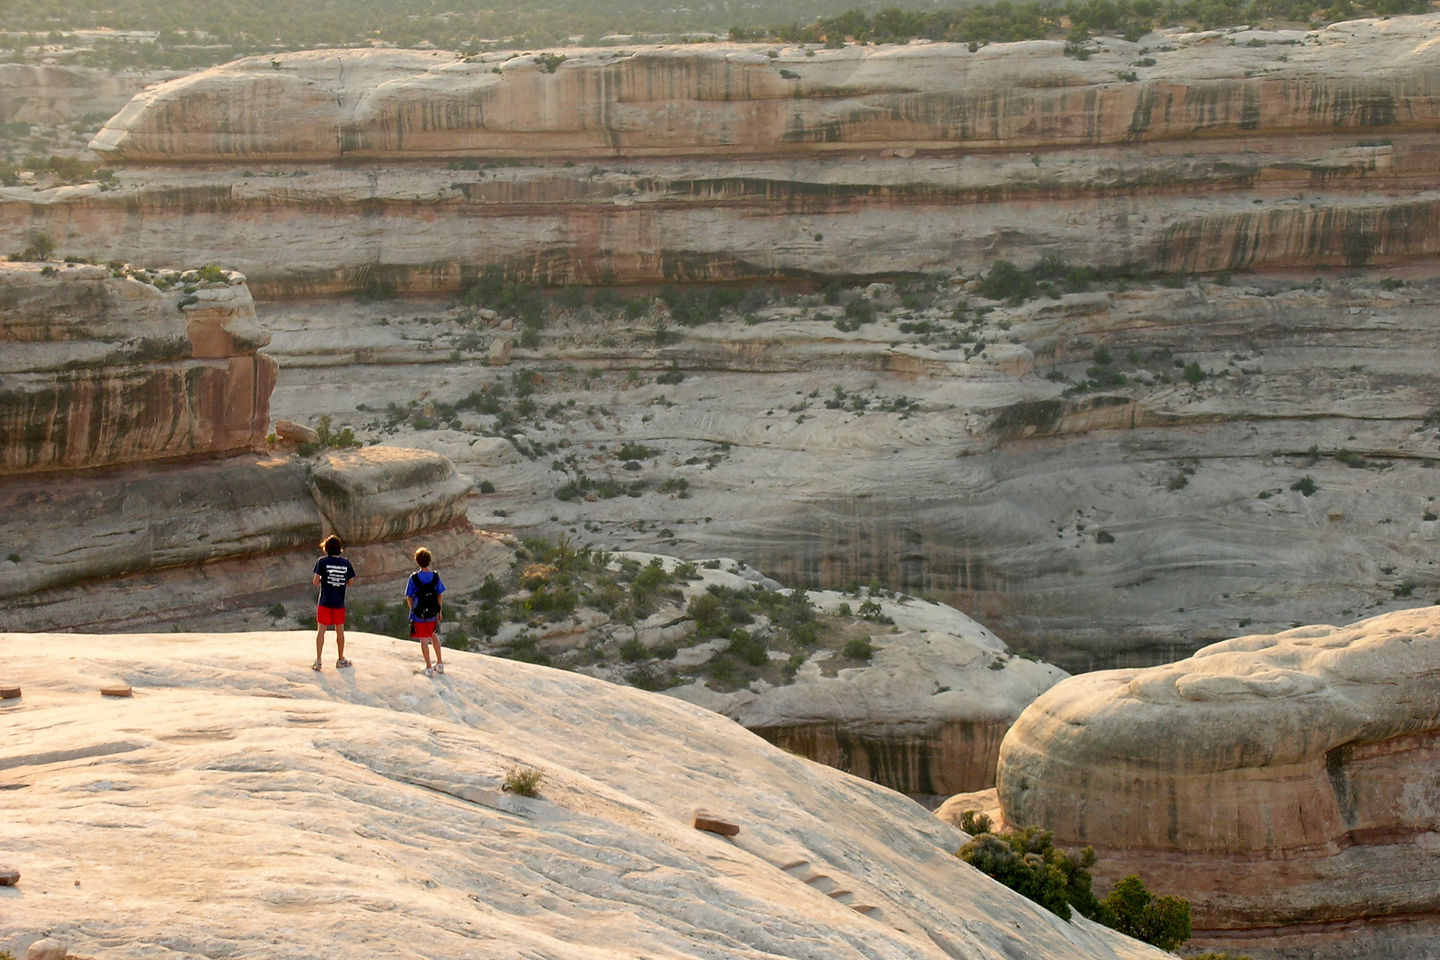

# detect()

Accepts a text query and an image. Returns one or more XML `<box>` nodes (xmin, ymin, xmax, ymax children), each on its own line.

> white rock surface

<box><xmin>0</xmin><ymin>631</ymin><xmax>1167</xmax><ymax>960</ymax></box>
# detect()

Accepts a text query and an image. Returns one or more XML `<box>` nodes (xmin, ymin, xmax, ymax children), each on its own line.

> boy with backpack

<box><xmin>406</xmin><ymin>546</ymin><xmax>446</xmax><ymax>676</ymax></box>
<box><xmin>312</xmin><ymin>535</ymin><xmax>356</xmax><ymax>670</ymax></box>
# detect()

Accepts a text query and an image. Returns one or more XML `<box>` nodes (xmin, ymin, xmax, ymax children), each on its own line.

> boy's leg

<box><xmin>335</xmin><ymin>622</ymin><xmax>347</xmax><ymax>661</ymax></box>
<box><xmin>431</xmin><ymin>636</ymin><xmax>444</xmax><ymax>670</ymax></box>
<box><xmin>417</xmin><ymin>624</ymin><xmax>432</xmax><ymax>667</ymax></box>
<box><xmin>313</xmin><ymin>622</ymin><xmax>326</xmax><ymax>669</ymax></box>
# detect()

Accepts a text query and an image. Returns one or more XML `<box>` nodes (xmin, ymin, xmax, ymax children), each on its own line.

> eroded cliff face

<box><xmin>3</xmin><ymin>19</ymin><xmax>1440</xmax><ymax>294</ymax></box>
<box><xmin>0</xmin><ymin>263</ymin><xmax>480</xmax><ymax>631</ymax></box>
<box><xmin>0</xmin><ymin>262</ymin><xmax>274</xmax><ymax>473</ymax></box>
<box><xmin>991</xmin><ymin>607</ymin><xmax>1440</xmax><ymax>960</ymax></box>
<box><xmin>84</xmin><ymin>29</ymin><xmax>1440</xmax><ymax>162</ymax></box>
<box><xmin>252</xmin><ymin>269</ymin><xmax>1440</xmax><ymax>673</ymax></box>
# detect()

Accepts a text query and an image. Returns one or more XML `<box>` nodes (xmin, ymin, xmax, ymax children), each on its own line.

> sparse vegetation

<box><xmin>957</xmin><ymin>811</ymin><xmax>1190</xmax><ymax>950</ymax></box>
<box><xmin>503</xmin><ymin>765</ymin><xmax>545</xmax><ymax>796</ymax></box>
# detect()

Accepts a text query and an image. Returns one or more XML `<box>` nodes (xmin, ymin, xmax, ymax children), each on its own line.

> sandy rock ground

<box><xmin>0</xmin><ymin>632</ymin><xmax>1165</xmax><ymax>960</ymax></box>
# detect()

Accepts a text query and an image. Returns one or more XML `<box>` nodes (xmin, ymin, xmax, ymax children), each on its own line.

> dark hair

<box><xmin>321</xmin><ymin>535</ymin><xmax>342</xmax><ymax>556</ymax></box>
<box><xmin>414</xmin><ymin>546</ymin><xmax>432</xmax><ymax>568</ymax></box>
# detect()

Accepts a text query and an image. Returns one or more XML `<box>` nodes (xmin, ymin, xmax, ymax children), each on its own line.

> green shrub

<box><xmin>1291</xmin><ymin>475</ymin><xmax>1318</xmax><ymax>496</ymax></box>
<box><xmin>977</xmin><ymin>260</ymin><xmax>1035</xmax><ymax>303</ymax></box>
<box><xmin>728</xmin><ymin>630</ymin><xmax>770</xmax><ymax>667</ymax></box>
<box><xmin>1101</xmin><ymin>874</ymin><xmax>1191</xmax><ymax>952</ymax></box>
<box><xmin>503</xmin><ymin>765</ymin><xmax>545</xmax><ymax>796</ymax></box>
<box><xmin>842</xmin><ymin>635</ymin><xmax>874</xmax><ymax>660</ymax></box>
<box><xmin>957</xmin><ymin>826</ymin><xmax>1099</xmax><ymax>921</ymax></box>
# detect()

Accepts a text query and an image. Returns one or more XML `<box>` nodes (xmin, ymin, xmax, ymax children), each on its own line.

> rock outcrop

<box><xmin>668</xmin><ymin>570</ymin><xmax>1066</xmax><ymax>797</ymax></box>
<box><xmin>3</xmin><ymin>19</ymin><xmax>1440</xmax><ymax>294</ymax></box>
<box><xmin>86</xmin><ymin>30</ymin><xmax>1440</xmax><ymax>161</ymax></box>
<box><xmin>0</xmin><ymin>630</ymin><xmax>1172</xmax><ymax>960</ymax></box>
<box><xmin>990</xmin><ymin>606</ymin><xmax>1440</xmax><ymax>960</ymax></box>
<box><xmin>0</xmin><ymin>261</ymin><xmax>480</xmax><ymax>632</ymax></box>
<box><xmin>0</xmin><ymin>261</ymin><xmax>274</xmax><ymax>473</ymax></box>
<box><xmin>254</xmin><ymin>273</ymin><xmax>1440</xmax><ymax>672</ymax></box>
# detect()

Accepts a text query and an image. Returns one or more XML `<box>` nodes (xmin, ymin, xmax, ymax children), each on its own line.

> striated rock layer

<box><xmin>993</xmin><ymin>606</ymin><xmax>1440</xmax><ymax>960</ymax></box>
<box><xmin>0</xmin><ymin>261</ymin><xmax>480</xmax><ymax>632</ymax></box>
<box><xmin>0</xmin><ymin>261</ymin><xmax>274</xmax><ymax>474</ymax></box>
<box><xmin>4</xmin><ymin>19</ymin><xmax>1440</xmax><ymax>293</ymax></box>
<box><xmin>0</xmin><ymin>631</ymin><xmax>1170</xmax><ymax>960</ymax></box>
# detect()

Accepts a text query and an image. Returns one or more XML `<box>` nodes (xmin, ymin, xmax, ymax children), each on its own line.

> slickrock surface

<box><xmin>0</xmin><ymin>261</ymin><xmax>274</xmax><ymax>473</ymax></box>
<box><xmin>993</xmin><ymin>605</ymin><xmax>1440</xmax><ymax>960</ymax></box>
<box><xmin>0</xmin><ymin>631</ymin><xmax>1170</xmax><ymax>960</ymax></box>
<box><xmin>4</xmin><ymin>19</ymin><xmax>1440</xmax><ymax>293</ymax></box>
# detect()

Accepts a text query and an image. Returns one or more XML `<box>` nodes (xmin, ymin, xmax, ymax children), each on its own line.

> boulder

<box><xmin>307</xmin><ymin>446</ymin><xmax>473</xmax><ymax>544</ymax></box>
<box><xmin>273</xmin><ymin>419</ymin><xmax>318</xmax><ymax>443</ymax></box>
<box><xmin>24</xmin><ymin>939</ymin><xmax>65</xmax><ymax>960</ymax></box>
<box><xmin>993</xmin><ymin>606</ymin><xmax>1440</xmax><ymax>960</ymax></box>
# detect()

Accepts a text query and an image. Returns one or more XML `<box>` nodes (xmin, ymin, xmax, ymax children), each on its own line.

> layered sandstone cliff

<box><xmin>0</xmin><ymin>262</ymin><xmax>478</xmax><ymax>632</ymax></box>
<box><xmin>0</xmin><ymin>19</ymin><xmax>1437</xmax><ymax>295</ymax></box>
<box><xmin>990</xmin><ymin>606</ymin><xmax>1440</xmax><ymax>960</ymax></box>
<box><xmin>0</xmin><ymin>261</ymin><xmax>274</xmax><ymax>473</ymax></box>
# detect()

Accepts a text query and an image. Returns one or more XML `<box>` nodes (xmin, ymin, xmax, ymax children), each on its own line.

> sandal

<box><xmin>434</xmin><ymin>662</ymin><xmax>445</xmax><ymax>674</ymax></box>
<box><xmin>311</xmin><ymin>659</ymin><xmax>322</xmax><ymax>671</ymax></box>
<box><xmin>336</xmin><ymin>657</ymin><xmax>352</xmax><ymax>668</ymax></box>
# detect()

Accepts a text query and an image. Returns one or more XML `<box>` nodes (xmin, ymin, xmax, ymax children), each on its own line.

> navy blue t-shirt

<box><xmin>314</xmin><ymin>556</ymin><xmax>356</xmax><ymax>608</ymax></box>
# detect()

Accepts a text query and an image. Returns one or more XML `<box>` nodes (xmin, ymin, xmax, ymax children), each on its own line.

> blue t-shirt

<box><xmin>314</xmin><ymin>556</ymin><xmax>356</xmax><ymax>608</ymax></box>
<box><xmin>405</xmin><ymin>570</ymin><xmax>445</xmax><ymax>622</ymax></box>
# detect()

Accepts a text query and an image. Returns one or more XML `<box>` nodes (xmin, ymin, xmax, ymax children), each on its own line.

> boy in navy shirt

<box><xmin>312</xmin><ymin>535</ymin><xmax>356</xmax><ymax>670</ymax></box>
<box><xmin>405</xmin><ymin>546</ymin><xmax>445</xmax><ymax>676</ymax></box>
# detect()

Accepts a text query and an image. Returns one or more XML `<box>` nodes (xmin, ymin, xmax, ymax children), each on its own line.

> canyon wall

<box><xmin>992</xmin><ymin>607</ymin><xmax>1440</xmax><ymax>960</ymax></box>
<box><xmin>0</xmin><ymin>261</ymin><xmax>274</xmax><ymax>473</ymax></box>
<box><xmin>3</xmin><ymin>20</ymin><xmax>1438</xmax><ymax>666</ymax></box>
<box><xmin>0</xmin><ymin>262</ymin><xmax>479</xmax><ymax>632</ymax></box>
<box><xmin>3</xmin><ymin>19</ymin><xmax>1440</xmax><ymax>295</ymax></box>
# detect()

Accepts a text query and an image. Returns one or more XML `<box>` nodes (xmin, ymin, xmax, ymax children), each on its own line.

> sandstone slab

<box><xmin>0</xmin><ymin>631</ymin><xmax>1170</xmax><ymax>960</ymax></box>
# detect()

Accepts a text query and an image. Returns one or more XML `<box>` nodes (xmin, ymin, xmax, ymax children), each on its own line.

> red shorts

<box><xmin>410</xmin><ymin>620</ymin><xmax>437</xmax><ymax>639</ymax></box>
<box><xmin>316</xmin><ymin>605</ymin><xmax>346</xmax><ymax>626</ymax></box>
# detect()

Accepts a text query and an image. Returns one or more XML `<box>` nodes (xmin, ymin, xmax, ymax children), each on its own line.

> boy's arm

<box><xmin>312</xmin><ymin>573</ymin><xmax>321</xmax><ymax>586</ymax></box>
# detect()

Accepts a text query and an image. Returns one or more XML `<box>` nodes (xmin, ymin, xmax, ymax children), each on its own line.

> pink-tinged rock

<box><xmin>0</xmin><ymin>865</ymin><xmax>19</xmax><ymax>885</ymax></box>
<box><xmin>995</xmin><ymin>606</ymin><xmax>1440</xmax><ymax>960</ymax></box>
<box><xmin>25</xmin><ymin>938</ymin><xmax>66</xmax><ymax>960</ymax></box>
<box><xmin>0</xmin><ymin>262</ymin><xmax>274</xmax><ymax>475</ymax></box>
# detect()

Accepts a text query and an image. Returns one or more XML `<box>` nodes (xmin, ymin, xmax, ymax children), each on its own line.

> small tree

<box><xmin>957</xmin><ymin>825</ymin><xmax>1099</xmax><ymax>921</ymax></box>
<box><xmin>1100</xmin><ymin>874</ymin><xmax>1192</xmax><ymax>952</ymax></box>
